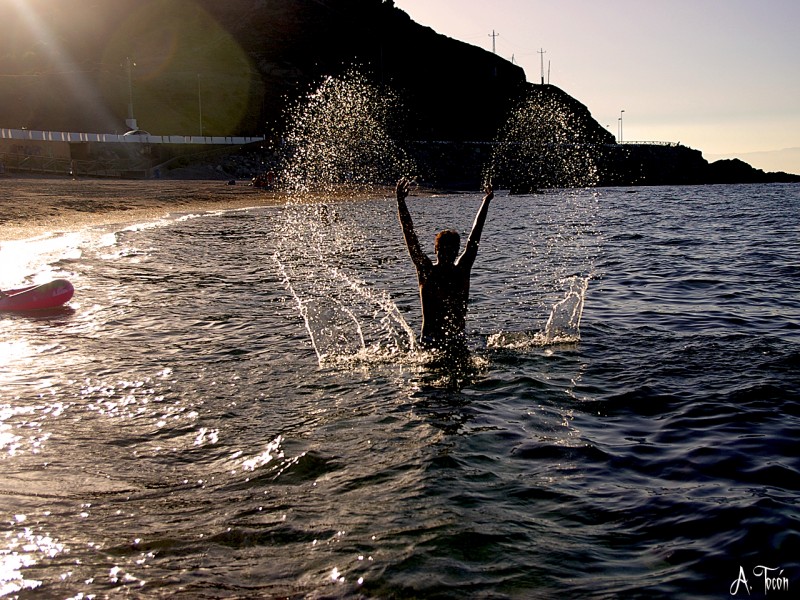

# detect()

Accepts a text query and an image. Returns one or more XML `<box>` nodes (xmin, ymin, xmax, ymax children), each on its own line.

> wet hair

<box><xmin>434</xmin><ymin>229</ymin><xmax>460</xmax><ymax>262</ymax></box>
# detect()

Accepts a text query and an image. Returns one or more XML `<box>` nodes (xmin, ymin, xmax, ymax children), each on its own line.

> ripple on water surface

<box><xmin>1</xmin><ymin>183</ymin><xmax>799</xmax><ymax>598</ymax></box>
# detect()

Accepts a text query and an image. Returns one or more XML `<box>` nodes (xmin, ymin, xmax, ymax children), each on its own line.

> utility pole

<box><xmin>489</xmin><ymin>30</ymin><xmax>499</xmax><ymax>54</ymax></box>
<box><xmin>538</xmin><ymin>48</ymin><xmax>547</xmax><ymax>84</ymax></box>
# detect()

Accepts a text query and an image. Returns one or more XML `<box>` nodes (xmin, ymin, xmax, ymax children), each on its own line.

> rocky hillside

<box><xmin>0</xmin><ymin>0</ymin><xmax>796</xmax><ymax>185</ymax></box>
<box><xmin>0</xmin><ymin>0</ymin><xmax>527</xmax><ymax>141</ymax></box>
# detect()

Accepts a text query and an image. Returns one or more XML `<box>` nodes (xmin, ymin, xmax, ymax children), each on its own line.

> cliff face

<box><xmin>201</xmin><ymin>0</ymin><xmax>530</xmax><ymax>141</ymax></box>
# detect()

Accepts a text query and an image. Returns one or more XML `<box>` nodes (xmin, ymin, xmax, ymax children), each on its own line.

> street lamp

<box><xmin>619</xmin><ymin>109</ymin><xmax>625</xmax><ymax>142</ymax></box>
<box><xmin>198</xmin><ymin>74</ymin><xmax>203</xmax><ymax>137</ymax></box>
<box><xmin>126</xmin><ymin>57</ymin><xmax>138</xmax><ymax>130</ymax></box>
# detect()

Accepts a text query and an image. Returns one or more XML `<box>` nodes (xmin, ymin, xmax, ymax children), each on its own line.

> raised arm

<box><xmin>460</xmin><ymin>183</ymin><xmax>494</xmax><ymax>267</ymax></box>
<box><xmin>396</xmin><ymin>178</ymin><xmax>430</xmax><ymax>271</ymax></box>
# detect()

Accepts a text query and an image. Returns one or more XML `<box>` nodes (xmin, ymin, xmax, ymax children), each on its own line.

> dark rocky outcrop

<box><xmin>597</xmin><ymin>143</ymin><xmax>710</xmax><ymax>186</ymax></box>
<box><xmin>596</xmin><ymin>147</ymin><xmax>800</xmax><ymax>187</ymax></box>
<box><xmin>705</xmin><ymin>158</ymin><xmax>800</xmax><ymax>184</ymax></box>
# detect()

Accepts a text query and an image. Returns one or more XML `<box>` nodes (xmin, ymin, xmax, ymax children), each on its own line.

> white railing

<box><xmin>0</xmin><ymin>127</ymin><xmax>264</xmax><ymax>145</ymax></box>
<box><xmin>617</xmin><ymin>140</ymin><xmax>680</xmax><ymax>147</ymax></box>
<box><xmin>407</xmin><ymin>139</ymin><xmax>681</xmax><ymax>147</ymax></box>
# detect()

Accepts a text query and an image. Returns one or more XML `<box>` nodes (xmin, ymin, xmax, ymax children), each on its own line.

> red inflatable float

<box><xmin>0</xmin><ymin>279</ymin><xmax>74</xmax><ymax>312</ymax></box>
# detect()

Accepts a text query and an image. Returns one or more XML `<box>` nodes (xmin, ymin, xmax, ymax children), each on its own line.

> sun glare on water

<box><xmin>0</xmin><ymin>235</ymin><xmax>81</xmax><ymax>290</ymax></box>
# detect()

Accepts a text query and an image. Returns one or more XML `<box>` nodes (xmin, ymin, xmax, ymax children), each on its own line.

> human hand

<box><xmin>484</xmin><ymin>182</ymin><xmax>494</xmax><ymax>201</ymax></box>
<box><xmin>396</xmin><ymin>178</ymin><xmax>410</xmax><ymax>201</ymax></box>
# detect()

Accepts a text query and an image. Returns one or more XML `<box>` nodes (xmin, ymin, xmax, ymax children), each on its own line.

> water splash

<box><xmin>276</xmin><ymin>256</ymin><xmax>365</xmax><ymax>361</ymax></box>
<box><xmin>275</xmin><ymin>249</ymin><xmax>417</xmax><ymax>365</ymax></box>
<box><xmin>485</xmin><ymin>91</ymin><xmax>599</xmax><ymax>192</ymax></box>
<box><xmin>273</xmin><ymin>203</ymin><xmax>417</xmax><ymax>366</ymax></box>
<box><xmin>279</xmin><ymin>71</ymin><xmax>415</xmax><ymax>196</ymax></box>
<box><xmin>271</xmin><ymin>71</ymin><xmax>420</xmax><ymax>364</ymax></box>
<box><xmin>487</xmin><ymin>275</ymin><xmax>589</xmax><ymax>349</ymax></box>
<box><xmin>272</xmin><ymin>73</ymin><xmax>598</xmax><ymax>364</ymax></box>
<box><xmin>544</xmin><ymin>276</ymin><xmax>589</xmax><ymax>343</ymax></box>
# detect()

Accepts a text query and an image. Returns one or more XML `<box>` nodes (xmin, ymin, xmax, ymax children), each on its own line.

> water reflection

<box><xmin>1</xmin><ymin>182</ymin><xmax>600</xmax><ymax>598</ymax></box>
<box><xmin>0</xmin><ymin>233</ymin><xmax>82</xmax><ymax>290</ymax></box>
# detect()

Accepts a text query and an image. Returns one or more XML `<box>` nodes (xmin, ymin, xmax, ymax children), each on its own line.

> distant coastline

<box><xmin>705</xmin><ymin>147</ymin><xmax>800</xmax><ymax>176</ymax></box>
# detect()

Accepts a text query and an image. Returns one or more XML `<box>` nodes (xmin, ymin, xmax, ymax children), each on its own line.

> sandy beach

<box><xmin>0</xmin><ymin>177</ymin><xmax>402</xmax><ymax>242</ymax></box>
<box><xmin>0</xmin><ymin>177</ymin><xmax>290</xmax><ymax>241</ymax></box>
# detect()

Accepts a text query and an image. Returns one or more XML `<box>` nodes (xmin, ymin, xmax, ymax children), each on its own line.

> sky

<box><xmin>393</xmin><ymin>0</ymin><xmax>800</xmax><ymax>174</ymax></box>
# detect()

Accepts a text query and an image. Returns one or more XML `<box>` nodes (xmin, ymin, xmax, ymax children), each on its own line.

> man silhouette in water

<box><xmin>396</xmin><ymin>178</ymin><xmax>494</xmax><ymax>350</ymax></box>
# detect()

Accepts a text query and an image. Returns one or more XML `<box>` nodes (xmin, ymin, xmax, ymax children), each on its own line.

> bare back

<box><xmin>396</xmin><ymin>180</ymin><xmax>493</xmax><ymax>348</ymax></box>
<box><xmin>416</xmin><ymin>257</ymin><xmax>472</xmax><ymax>343</ymax></box>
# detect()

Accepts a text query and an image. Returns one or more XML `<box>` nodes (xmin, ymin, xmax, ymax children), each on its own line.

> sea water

<box><xmin>1</xmin><ymin>182</ymin><xmax>799</xmax><ymax>599</ymax></box>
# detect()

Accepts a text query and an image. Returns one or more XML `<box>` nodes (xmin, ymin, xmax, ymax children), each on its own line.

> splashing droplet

<box><xmin>280</xmin><ymin>70</ymin><xmax>415</xmax><ymax>197</ymax></box>
<box><xmin>485</xmin><ymin>90</ymin><xmax>599</xmax><ymax>192</ymax></box>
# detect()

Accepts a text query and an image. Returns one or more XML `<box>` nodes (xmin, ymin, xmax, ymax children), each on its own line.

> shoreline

<box><xmin>0</xmin><ymin>177</ymin><xmax>399</xmax><ymax>242</ymax></box>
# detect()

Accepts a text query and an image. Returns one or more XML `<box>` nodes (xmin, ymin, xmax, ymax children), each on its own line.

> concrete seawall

<box><xmin>0</xmin><ymin>128</ymin><xmax>265</xmax><ymax>178</ymax></box>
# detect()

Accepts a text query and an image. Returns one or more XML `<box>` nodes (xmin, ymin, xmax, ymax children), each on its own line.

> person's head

<box><xmin>434</xmin><ymin>229</ymin><xmax>460</xmax><ymax>264</ymax></box>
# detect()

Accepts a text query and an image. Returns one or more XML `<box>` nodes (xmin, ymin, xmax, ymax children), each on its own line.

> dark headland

<box><xmin>1</xmin><ymin>0</ymin><xmax>797</xmax><ymax>188</ymax></box>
